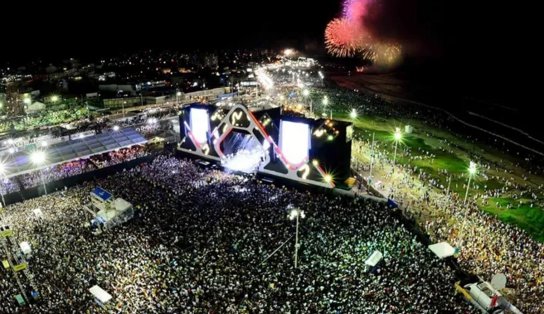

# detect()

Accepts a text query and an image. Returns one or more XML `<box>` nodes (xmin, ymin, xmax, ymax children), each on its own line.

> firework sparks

<box><xmin>371</xmin><ymin>43</ymin><xmax>402</xmax><ymax>67</ymax></box>
<box><xmin>325</xmin><ymin>18</ymin><xmax>371</xmax><ymax>57</ymax></box>
<box><xmin>325</xmin><ymin>0</ymin><xmax>403</xmax><ymax>69</ymax></box>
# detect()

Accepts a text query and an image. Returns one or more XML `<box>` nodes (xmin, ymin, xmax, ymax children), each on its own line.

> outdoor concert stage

<box><xmin>177</xmin><ymin>103</ymin><xmax>353</xmax><ymax>189</ymax></box>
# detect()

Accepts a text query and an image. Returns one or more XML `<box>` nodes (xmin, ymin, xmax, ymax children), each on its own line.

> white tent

<box><xmin>19</xmin><ymin>242</ymin><xmax>31</xmax><ymax>255</ymax></box>
<box><xmin>113</xmin><ymin>198</ymin><xmax>132</xmax><ymax>212</ymax></box>
<box><xmin>27</xmin><ymin>101</ymin><xmax>46</xmax><ymax>113</ymax></box>
<box><xmin>365</xmin><ymin>250</ymin><xmax>383</xmax><ymax>267</ymax></box>
<box><xmin>428</xmin><ymin>242</ymin><xmax>456</xmax><ymax>259</ymax></box>
<box><xmin>89</xmin><ymin>285</ymin><xmax>112</xmax><ymax>306</ymax></box>
<box><xmin>32</xmin><ymin>208</ymin><xmax>43</xmax><ymax>218</ymax></box>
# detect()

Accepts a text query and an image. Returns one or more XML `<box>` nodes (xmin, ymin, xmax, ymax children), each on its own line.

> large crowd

<box><xmin>0</xmin><ymin>67</ymin><xmax>541</xmax><ymax>313</ymax></box>
<box><xmin>301</xmin><ymin>84</ymin><xmax>543</xmax><ymax>313</ymax></box>
<box><xmin>0</xmin><ymin>155</ymin><xmax>475</xmax><ymax>313</ymax></box>
<box><xmin>350</xmin><ymin>124</ymin><xmax>544</xmax><ymax>313</ymax></box>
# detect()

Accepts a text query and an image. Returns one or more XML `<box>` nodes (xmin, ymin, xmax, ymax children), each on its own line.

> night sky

<box><xmin>2</xmin><ymin>1</ymin><xmax>538</xmax><ymax>107</ymax></box>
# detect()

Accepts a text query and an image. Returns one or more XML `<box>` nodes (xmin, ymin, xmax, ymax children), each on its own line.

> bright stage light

<box><xmin>324</xmin><ymin>174</ymin><xmax>333</xmax><ymax>183</ymax></box>
<box><xmin>113</xmin><ymin>125</ymin><xmax>120</xmax><ymax>131</ymax></box>
<box><xmin>190</xmin><ymin>108</ymin><xmax>210</xmax><ymax>144</ymax></box>
<box><xmin>279</xmin><ymin>120</ymin><xmax>310</xmax><ymax>166</ymax></box>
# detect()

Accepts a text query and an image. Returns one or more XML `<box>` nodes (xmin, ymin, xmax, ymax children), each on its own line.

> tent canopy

<box><xmin>19</xmin><ymin>241</ymin><xmax>31</xmax><ymax>255</ymax></box>
<box><xmin>113</xmin><ymin>198</ymin><xmax>132</xmax><ymax>212</ymax></box>
<box><xmin>365</xmin><ymin>250</ymin><xmax>383</xmax><ymax>267</ymax></box>
<box><xmin>89</xmin><ymin>285</ymin><xmax>112</xmax><ymax>304</ymax></box>
<box><xmin>5</xmin><ymin>128</ymin><xmax>146</xmax><ymax>178</ymax></box>
<box><xmin>428</xmin><ymin>242</ymin><xmax>456</xmax><ymax>259</ymax></box>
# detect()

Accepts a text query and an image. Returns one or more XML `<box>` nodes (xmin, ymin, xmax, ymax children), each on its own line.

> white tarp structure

<box><xmin>19</xmin><ymin>242</ymin><xmax>31</xmax><ymax>255</ymax></box>
<box><xmin>26</xmin><ymin>101</ymin><xmax>46</xmax><ymax>113</ymax></box>
<box><xmin>96</xmin><ymin>198</ymin><xmax>133</xmax><ymax>225</ymax></box>
<box><xmin>428</xmin><ymin>242</ymin><xmax>455</xmax><ymax>259</ymax></box>
<box><xmin>491</xmin><ymin>273</ymin><xmax>507</xmax><ymax>290</ymax></box>
<box><xmin>112</xmin><ymin>198</ymin><xmax>132</xmax><ymax>213</ymax></box>
<box><xmin>89</xmin><ymin>285</ymin><xmax>112</xmax><ymax>306</ymax></box>
<box><xmin>364</xmin><ymin>250</ymin><xmax>383</xmax><ymax>267</ymax></box>
<box><xmin>91</xmin><ymin>197</ymin><xmax>134</xmax><ymax>234</ymax></box>
<box><xmin>32</xmin><ymin>208</ymin><xmax>43</xmax><ymax>218</ymax></box>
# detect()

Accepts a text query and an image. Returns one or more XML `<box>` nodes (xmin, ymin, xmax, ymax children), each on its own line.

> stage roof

<box><xmin>5</xmin><ymin>128</ymin><xmax>146</xmax><ymax>178</ymax></box>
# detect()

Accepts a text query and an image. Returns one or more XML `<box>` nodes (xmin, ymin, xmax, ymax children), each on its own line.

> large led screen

<box><xmin>190</xmin><ymin>108</ymin><xmax>210</xmax><ymax>144</ymax></box>
<box><xmin>279</xmin><ymin>120</ymin><xmax>310</xmax><ymax>166</ymax></box>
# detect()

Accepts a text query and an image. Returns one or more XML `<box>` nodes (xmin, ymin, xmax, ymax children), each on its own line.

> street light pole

<box><xmin>393</xmin><ymin>139</ymin><xmax>399</xmax><ymax>165</ymax></box>
<box><xmin>302</xmin><ymin>89</ymin><xmax>310</xmax><ymax>115</ymax></box>
<box><xmin>446</xmin><ymin>175</ymin><xmax>452</xmax><ymax>198</ymax></box>
<box><xmin>176</xmin><ymin>91</ymin><xmax>182</xmax><ymax>105</ymax></box>
<box><xmin>464</xmin><ymin>161</ymin><xmax>477</xmax><ymax>205</ymax></box>
<box><xmin>393</xmin><ymin>128</ymin><xmax>402</xmax><ymax>166</ymax></box>
<box><xmin>463</xmin><ymin>175</ymin><xmax>471</xmax><ymax>204</ymax></box>
<box><xmin>295</xmin><ymin>212</ymin><xmax>300</xmax><ymax>268</ymax></box>
<box><xmin>289</xmin><ymin>207</ymin><xmax>305</xmax><ymax>268</ymax></box>
<box><xmin>369</xmin><ymin>132</ymin><xmax>375</xmax><ymax>184</ymax></box>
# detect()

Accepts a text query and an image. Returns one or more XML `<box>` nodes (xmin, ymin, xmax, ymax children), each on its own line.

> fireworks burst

<box><xmin>372</xmin><ymin>43</ymin><xmax>402</xmax><ymax>67</ymax></box>
<box><xmin>325</xmin><ymin>0</ymin><xmax>403</xmax><ymax>69</ymax></box>
<box><xmin>325</xmin><ymin>18</ymin><xmax>370</xmax><ymax>58</ymax></box>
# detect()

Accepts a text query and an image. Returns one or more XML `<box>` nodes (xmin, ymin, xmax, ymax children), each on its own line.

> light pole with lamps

<box><xmin>322</xmin><ymin>95</ymin><xmax>329</xmax><ymax>107</ymax></box>
<box><xmin>368</xmin><ymin>132</ymin><xmax>375</xmax><ymax>185</ymax></box>
<box><xmin>31</xmin><ymin>151</ymin><xmax>47</xmax><ymax>195</ymax></box>
<box><xmin>302</xmin><ymin>89</ymin><xmax>311</xmax><ymax>115</ymax></box>
<box><xmin>176</xmin><ymin>91</ymin><xmax>182</xmax><ymax>105</ymax></box>
<box><xmin>393</xmin><ymin>127</ymin><xmax>402</xmax><ymax>165</ymax></box>
<box><xmin>464</xmin><ymin>161</ymin><xmax>477</xmax><ymax>205</ymax></box>
<box><xmin>288</xmin><ymin>206</ymin><xmax>305</xmax><ymax>268</ymax></box>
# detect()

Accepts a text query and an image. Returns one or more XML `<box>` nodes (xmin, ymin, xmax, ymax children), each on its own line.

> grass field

<box><xmin>308</xmin><ymin>89</ymin><xmax>544</xmax><ymax>242</ymax></box>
